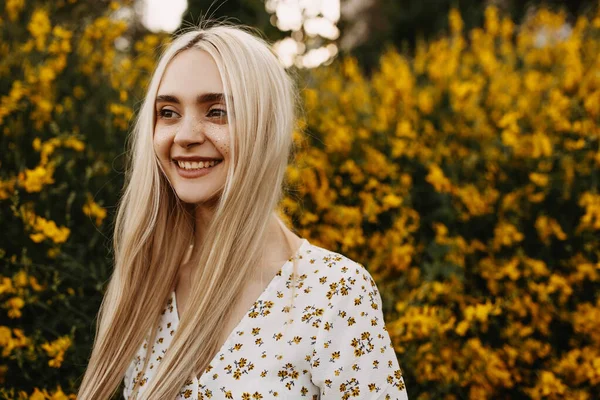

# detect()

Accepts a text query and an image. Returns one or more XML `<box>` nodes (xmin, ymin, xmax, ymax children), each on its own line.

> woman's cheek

<box><xmin>153</xmin><ymin>127</ymin><xmax>174</xmax><ymax>156</ymax></box>
<box><xmin>204</xmin><ymin>125</ymin><xmax>230</xmax><ymax>157</ymax></box>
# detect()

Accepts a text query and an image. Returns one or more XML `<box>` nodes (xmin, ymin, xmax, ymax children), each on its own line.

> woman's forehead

<box><xmin>157</xmin><ymin>49</ymin><xmax>224</xmax><ymax>98</ymax></box>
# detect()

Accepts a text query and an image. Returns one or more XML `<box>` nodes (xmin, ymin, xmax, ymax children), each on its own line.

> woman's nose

<box><xmin>174</xmin><ymin>116</ymin><xmax>206</xmax><ymax>148</ymax></box>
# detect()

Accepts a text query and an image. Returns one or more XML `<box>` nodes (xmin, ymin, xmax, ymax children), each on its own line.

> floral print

<box><xmin>123</xmin><ymin>238</ymin><xmax>409</xmax><ymax>399</ymax></box>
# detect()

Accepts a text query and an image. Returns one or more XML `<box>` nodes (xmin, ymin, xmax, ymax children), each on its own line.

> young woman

<box><xmin>77</xmin><ymin>24</ymin><xmax>409</xmax><ymax>399</ymax></box>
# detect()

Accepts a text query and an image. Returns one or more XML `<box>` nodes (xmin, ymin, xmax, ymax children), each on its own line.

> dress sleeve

<box><xmin>310</xmin><ymin>263</ymin><xmax>409</xmax><ymax>399</ymax></box>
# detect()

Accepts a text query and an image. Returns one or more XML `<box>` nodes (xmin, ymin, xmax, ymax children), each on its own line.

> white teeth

<box><xmin>176</xmin><ymin>160</ymin><xmax>221</xmax><ymax>170</ymax></box>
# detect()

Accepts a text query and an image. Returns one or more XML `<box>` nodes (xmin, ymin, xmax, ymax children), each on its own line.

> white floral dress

<box><xmin>123</xmin><ymin>239</ymin><xmax>409</xmax><ymax>399</ymax></box>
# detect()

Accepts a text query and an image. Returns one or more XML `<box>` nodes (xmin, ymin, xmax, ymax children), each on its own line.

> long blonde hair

<box><xmin>77</xmin><ymin>23</ymin><xmax>300</xmax><ymax>399</ymax></box>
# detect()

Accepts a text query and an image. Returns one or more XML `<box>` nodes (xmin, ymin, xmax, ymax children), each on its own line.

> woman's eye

<box><xmin>157</xmin><ymin>109</ymin><xmax>179</xmax><ymax>119</ymax></box>
<box><xmin>208</xmin><ymin>109</ymin><xmax>227</xmax><ymax>118</ymax></box>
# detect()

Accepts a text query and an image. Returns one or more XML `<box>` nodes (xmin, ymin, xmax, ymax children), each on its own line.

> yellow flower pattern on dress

<box><xmin>123</xmin><ymin>239</ymin><xmax>409</xmax><ymax>399</ymax></box>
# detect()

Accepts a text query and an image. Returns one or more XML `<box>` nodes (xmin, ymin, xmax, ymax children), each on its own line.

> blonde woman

<box><xmin>77</xmin><ymin>23</ymin><xmax>409</xmax><ymax>400</ymax></box>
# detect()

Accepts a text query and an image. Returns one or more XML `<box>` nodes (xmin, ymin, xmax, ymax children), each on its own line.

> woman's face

<box><xmin>153</xmin><ymin>49</ymin><xmax>230</xmax><ymax>205</ymax></box>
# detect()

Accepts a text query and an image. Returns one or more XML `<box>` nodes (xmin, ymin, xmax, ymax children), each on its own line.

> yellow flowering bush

<box><xmin>280</xmin><ymin>5</ymin><xmax>600</xmax><ymax>399</ymax></box>
<box><xmin>2</xmin><ymin>1</ymin><xmax>600</xmax><ymax>399</ymax></box>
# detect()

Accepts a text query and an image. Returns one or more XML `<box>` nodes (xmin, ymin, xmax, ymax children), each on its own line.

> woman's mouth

<box><xmin>175</xmin><ymin>160</ymin><xmax>222</xmax><ymax>170</ymax></box>
<box><xmin>173</xmin><ymin>159</ymin><xmax>223</xmax><ymax>178</ymax></box>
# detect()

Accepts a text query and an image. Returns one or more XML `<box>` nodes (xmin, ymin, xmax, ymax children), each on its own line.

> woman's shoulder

<box><xmin>301</xmin><ymin>240</ymin><xmax>373</xmax><ymax>273</ymax></box>
<box><xmin>300</xmin><ymin>242</ymin><xmax>409</xmax><ymax>398</ymax></box>
<box><xmin>297</xmin><ymin>241</ymin><xmax>381</xmax><ymax>301</ymax></box>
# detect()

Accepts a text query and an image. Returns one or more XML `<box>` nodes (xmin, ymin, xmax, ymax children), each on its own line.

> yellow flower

<box><xmin>63</xmin><ymin>137</ymin><xmax>85</xmax><ymax>152</ymax></box>
<box><xmin>572</xmin><ymin>302</ymin><xmax>600</xmax><ymax>345</ymax></box>
<box><xmin>524</xmin><ymin>257</ymin><xmax>550</xmax><ymax>277</ymax></box>
<box><xmin>449</xmin><ymin>8</ymin><xmax>463</xmax><ymax>34</ymax></box>
<box><xmin>527</xmin><ymin>371</ymin><xmax>567</xmax><ymax>397</ymax></box>
<box><xmin>531</xmin><ymin>132</ymin><xmax>553</xmax><ymax>158</ymax></box>
<box><xmin>426</xmin><ymin>164</ymin><xmax>453</xmax><ymax>193</ymax></box>
<box><xmin>417</xmin><ymin>90</ymin><xmax>434</xmax><ymax>114</ymax></box>
<box><xmin>6</xmin><ymin>296</ymin><xmax>25</xmax><ymax>319</ymax></box>
<box><xmin>29</xmin><ymin>388</ymin><xmax>46</xmax><ymax>400</ymax></box>
<box><xmin>529</xmin><ymin>172</ymin><xmax>549</xmax><ymax>187</ymax></box>
<box><xmin>563</xmin><ymin>138</ymin><xmax>585</xmax><ymax>151</ymax></box>
<box><xmin>0</xmin><ymin>327</ymin><xmax>29</xmax><ymax>357</ymax></box>
<box><xmin>499</xmin><ymin>257</ymin><xmax>521</xmax><ymax>281</ymax></box>
<box><xmin>584</xmin><ymin>90</ymin><xmax>600</xmax><ymax>118</ymax></box>
<box><xmin>485</xmin><ymin>6</ymin><xmax>500</xmax><ymax>36</ymax></box>
<box><xmin>501</xmin><ymin>128</ymin><xmax>520</xmax><ymax>149</ymax></box>
<box><xmin>493</xmin><ymin>221</ymin><xmax>524</xmax><ymax>250</ymax></box>
<box><xmin>28</xmin><ymin>216</ymin><xmax>70</xmax><ymax>244</ymax></box>
<box><xmin>0</xmin><ymin>277</ymin><xmax>14</xmax><ymax>295</ymax></box>
<box><xmin>47</xmin><ymin>247</ymin><xmax>60</xmax><ymax>259</ymax></box>
<box><xmin>0</xmin><ymin>326</ymin><xmax>11</xmax><ymax>347</ymax></box>
<box><xmin>382</xmin><ymin>194</ymin><xmax>403</xmax><ymax>209</ymax></box>
<box><xmin>109</xmin><ymin>103</ymin><xmax>133</xmax><ymax>129</ymax></box>
<box><xmin>501</xmin><ymin>17</ymin><xmax>514</xmax><ymax>39</ymax></box>
<box><xmin>13</xmin><ymin>270</ymin><xmax>28</xmax><ymax>287</ymax></box>
<box><xmin>340</xmin><ymin>159</ymin><xmax>364</xmax><ymax>184</ymax></box>
<box><xmin>18</xmin><ymin>165</ymin><xmax>55</xmax><ymax>193</ymax></box>
<box><xmin>29</xmin><ymin>233</ymin><xmax>46</xmax><ymax>243</ymax></box>
<box><xmin>39</xmin><ymin>66</ymin><xmax>56</xmax><ymax>85</ymax></box>
<box><xmin>363</xmin><ymin>146</ymin><xmax>396</xmax><ymax>179</ymax></box>
<box><xmin>27</xmin><ymin>9</ymin><xmax>52</xmax><ymax>51</ymax></box>
<box><xmin>38</xmin><ymin>138</ymin><xmax>60</xmax><ymax>165</ymax></box>
<box><xmin>41</xmin><ymin>336</ymin><xmax>72</xmax><ymax>368</ymax></box>
<box><xmin>455</xmin><ymin>320</ymin><xmax>470</xmax><ymax>336</ymax></box>
<box><xmin>83</xmin><ymin>196</ymin><xmax>107</xmax><ymax>226</ymax></box>
<box><xmin>395</xmin><ymin>120</ymin><xmax>416</xmax><ymax>138</ymax></box>
<box><xmin>29</xmin><ymin>276</ymin><xmax>45</xmax><ymax>292</ymax></box>
<box><xmin>48</xmin><ymin>26</ymin><xmax>73</xmax><ymax>54</ymax></box>
<box><xmin>577</xmin><ymin>192</ymin><xmax>600</xmax><ymax>232</ymax></box>
<box><xmin>455</xmin><ymin>185</ymin><xmax>499</xmax><ymax>219</ymax></box>
<box><xmin>342</xmin><ymin>57</ymin><xmax>361</xmax><ymax>82</ymax></box>
<box><xmin>535</xmin><ymin>215</ymin><xmax>567</xmax><ymax>245</ymax></box>
<box><xmin>5</xmin><ymin>0</ymin><xmax>25</xmax><ymax>22</ymax></box>
<box><xmin>49</xmin><ymin>387</ymin><xmax>69</xmax><ymax>400</ymax></box>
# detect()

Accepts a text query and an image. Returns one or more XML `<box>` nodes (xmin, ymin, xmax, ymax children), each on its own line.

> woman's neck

<box><xmin>190</xmin><ymin>206</ymin><xmax>301</xmax><ymax>269</ymax></box>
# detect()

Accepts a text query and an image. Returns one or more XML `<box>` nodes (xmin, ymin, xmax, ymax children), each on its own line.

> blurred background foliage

<box><xmin>184</xmin><ymin>0</ymin><xmax>600</xmax><ymax>71</ymax></box>
<box><xmin>337</xmin><ymin>0</ymin><xmax>600</xmax><ymax>71</ymax></box>
<box><xmin>1</xmin><ymin>0</ymin><xmax>600</xmax><ymax>399</ymax></box>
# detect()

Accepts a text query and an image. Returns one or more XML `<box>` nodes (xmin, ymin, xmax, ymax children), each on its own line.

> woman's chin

<box><xmin>177</xmin><ymin>194</ymin><xmax>211</xmax><ymax>205</ymax></box>
<box><xmin>174</xmin><ymin>188</ymin><xmax>221</xmax><ymax>206</ymax></box>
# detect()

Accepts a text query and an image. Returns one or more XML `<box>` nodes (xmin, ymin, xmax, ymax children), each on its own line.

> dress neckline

<box><xmin>168</xmin><ymin>238</ymin><xmax>310</xmax><ymax>384</ymax></box>
<box><xmin>171</xmin><ymin>237</ymin><xmax>309</xmax><ymax>323</ymax></box>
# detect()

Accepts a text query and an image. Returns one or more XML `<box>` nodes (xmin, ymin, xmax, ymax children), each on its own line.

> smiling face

<box><xmin>153</xmin><ymin>49</ymin><xmax>231</xmax><ymax>205</ymax></box>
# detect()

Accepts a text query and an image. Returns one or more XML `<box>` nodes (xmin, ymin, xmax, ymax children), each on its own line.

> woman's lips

<box><xmin>174</xmin><ymin>160</ymin><xmax>222</xmax><ymax>178</ymax></box>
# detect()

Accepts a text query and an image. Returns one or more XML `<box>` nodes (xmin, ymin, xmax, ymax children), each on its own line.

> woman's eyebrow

<box><xmin>155</xmin><ymin>93</ymin><xmax>226</xmax><ymax>105</ymax></box>
<box><xmin>197</xmin><ymin>92</ymin><xmax>225</xmax><ymax>104</ymax></box>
